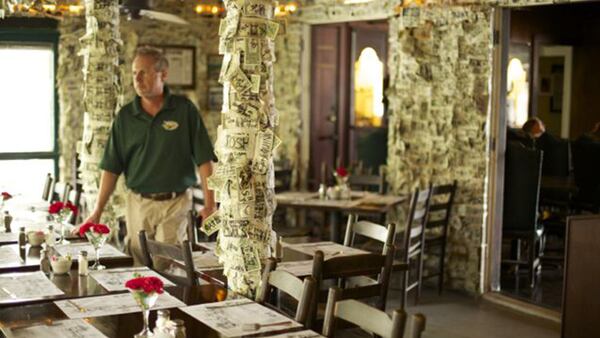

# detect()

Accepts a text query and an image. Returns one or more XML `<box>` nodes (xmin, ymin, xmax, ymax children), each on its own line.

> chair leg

<box><xmin>400</xmin><ymin>268</ymin><xmax>408</xmax><ymax>310</ymax></box>
<box><xmin>415</xmin><ymin>252</ymin><xmax>424</xmax><ymax>305</ymax></box>
<box><xmin>438</xmin><ymin>243</ymin><xmax>447</xmax><ymax>295</ymax></box>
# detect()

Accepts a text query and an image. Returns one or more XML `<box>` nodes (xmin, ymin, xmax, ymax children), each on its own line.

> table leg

<box><xmin>329</xmin><ymin>211</ymin><xmax>341</xmax><ymax>243</ymax></box>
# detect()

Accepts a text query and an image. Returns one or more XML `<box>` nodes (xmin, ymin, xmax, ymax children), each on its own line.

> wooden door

<box><xmin>309</xmin><ymin>24</ymin><xmax>350</xmax><ymax>187</ymax></box>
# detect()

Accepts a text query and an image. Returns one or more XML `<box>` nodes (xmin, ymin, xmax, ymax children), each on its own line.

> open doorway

<box><xmin>308</xmin><ymin>20</ymin><xmax>388</xmax><ymax>188</ymax></box>
<box><xmin>493</xmin><ymin>2</ymin><xmax>600</xmax><ymax>311</ymax></box>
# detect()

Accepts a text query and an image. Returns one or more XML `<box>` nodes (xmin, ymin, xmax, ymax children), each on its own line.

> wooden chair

<box><xmin>256</xmin><ymin>258</ymin><xmax>316</xmax><ymax>326</ymax></box>
<box><xmin>41</xmin><ymin>173</ymin><xmax>54</xmax><ymax>201</ymax></box>
<box><xmin>398</xmin><ymin>186</ymin><xmax>432</xmax><ymax>308</ymax></box>
<box><xmin>64</xmin><ymin>183</ymin><xmax>82</xmax><ymax>224</ymax></box>
<box><xmin>273</xmin><ymin>166</ymin><xmax>314</xmax><ymax>238</ymax></box>
<box><xmin>422</xmin><ymin>181</ymin><xmax>457</xmax><ymax>295</ymax></box>
<box><xmin>138</xmin><ymin>230</ymin><xmax>198</xmax><ymax>287</ymax></box>
<box><xmin>502</xmin><ymin>141</ymin><xmax>544</xmax><ymax>288</ymax></box>
<box><xmin>348</xmin><ymin>165</ymin><xmax>387</xmax><ymax>194</ymax></box>
<box><xmin>309</xmin><ymin>246</ymin><xmax>395</xmax><ymax>329</ymax></box>
<box><xmin>343</xmin><ymin>214</ymin><xmax>395</xmax><ymax>251</ymax></box>
<box><xmin>323</xmin><ymin>287</ymin><xmax>426</xmax><ymax>338</ymax></box>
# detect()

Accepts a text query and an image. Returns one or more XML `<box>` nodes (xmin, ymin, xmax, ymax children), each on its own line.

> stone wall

<box><xmin>387</xmin><ymin>7</ymin><xmax>492</xmax><ymax>292</ymax></box>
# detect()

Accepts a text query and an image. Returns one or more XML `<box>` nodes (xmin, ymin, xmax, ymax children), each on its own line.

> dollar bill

<box><xmin>250</xmin><ymin>74</ymin><xmax>261</xmax><ymax>94</ymax></box>
<box><xmin>228</xmin><ymin>67</ymin><xmax>253</xmax><ymax>94</ymax></box>
<box><xmin>200</xmin><ymin>210</ymin><xmax>221</xmax><ymax>236</ymax></box>
<box><xmin>266</xmin><ymin>19</ymin><xmax>279</xmax><ymax>39</ymax></box>
<box><xmin>241</xmin><ymin>245</ymin><xmax>261</xmax><ymax>272</ymax></box>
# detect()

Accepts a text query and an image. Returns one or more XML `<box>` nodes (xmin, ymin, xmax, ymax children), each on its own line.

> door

<box><xmin>536</xmin><ymin>46</ymin><xmax>573</xmax><ymax>138</ymax></box>
<box><xmin>309</xmin><ymin>24</ymin><xmax>350</xmax><ymax>187</ymax></box>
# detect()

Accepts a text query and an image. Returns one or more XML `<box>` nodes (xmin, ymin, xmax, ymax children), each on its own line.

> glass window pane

<box><xmin>0</xmin><ymin>159</ymin><xmax>54</xmax><ymax>199</ymax></box>
<box><xmin>0</xmin><ymin>44</ymin><xmax>55</xmax><ymax>152</ymax></box>
<box><xmin>354</xmin><ymin>47</ymin><xmax>384</xmax><ymax>128</ymax></box>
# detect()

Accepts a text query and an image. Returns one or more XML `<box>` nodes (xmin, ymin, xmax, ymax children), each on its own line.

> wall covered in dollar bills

<box><xmin>294</xmin><ymin>2</ymin><xmax>493</xmax><ymax>293</ymax></box>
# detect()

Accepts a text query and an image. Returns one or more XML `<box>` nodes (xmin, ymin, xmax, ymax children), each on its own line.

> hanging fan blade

<box><xmin>139</xmin><ymin>9</ymin><xmax>188</xmax><ymax>25</ymax></box>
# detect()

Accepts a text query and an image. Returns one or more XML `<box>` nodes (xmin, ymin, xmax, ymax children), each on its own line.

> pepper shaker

<box><xmin>78</xmin><ymin>250</ymin><xmax>89</xmax><ymax>276</ymax></box>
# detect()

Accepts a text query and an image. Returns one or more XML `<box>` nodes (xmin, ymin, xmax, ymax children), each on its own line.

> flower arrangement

<box><xmin>125</xmin><ymin>274</ymin><xmax>165</xmax><ymax>296</ymax></box>
<box><xmin>78</xmin><ymin>222</ymin><xmax>110</xmax><ymax>237</ymax></box>
<box><xmin>0</xmin><ymin>191</ymin><xmax>12</xmax><ymax>211</ymax></box>
<box><xmin>79</xmin><ymin>222</ymin><xmax>111</xmax><ymax>270</ymax></box>
<box><xmin>126</xmin><ymin>274</ymin><xmax>164</xmax><ymax>337</ymax></box>
<box><xmin>333</xmin><ymin>166</ymin><xmax>349</xmax><ymax>186</ymax></box>
<box><xmin>48</xmin><ymin>201</ymin><xmax>78</xmax><ymax>218</ymax></box>
<box><xmin>1</xmin><ymin>192</ymin><xmax>12</xmax><ymax>201</ymax></box>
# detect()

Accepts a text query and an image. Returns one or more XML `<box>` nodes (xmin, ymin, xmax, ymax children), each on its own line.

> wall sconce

<box><xmin>195</xmin><ymin>2</ymin><xmax>224</xmax><ymax>17</ymax></box>
<box><xmin>274</xmin><ymin>1</ymin><xmax>298</xmax><ymax>17</ymax></box>
<box><xmin>5</xmin><ymin>0</ymin><xmax>83</xmax><ymax>17</ymax></box>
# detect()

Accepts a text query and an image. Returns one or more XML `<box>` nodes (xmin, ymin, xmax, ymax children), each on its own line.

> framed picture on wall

<box><xmin>151</xmin><ymin>45</ymin><xmax>196</xmax><ymax>89</ymax></box>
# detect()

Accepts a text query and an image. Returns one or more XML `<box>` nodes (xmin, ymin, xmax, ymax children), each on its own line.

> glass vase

<box><xmin>86</xmin><ymin>232</ymin><xmax>109</xmax><ymax>270</ymax></box>
<box><xmin>55</xmin><ymin>214</ymin><xmax>69</xmax><ymax>245</ymax></box>
<box><xmin>130</xmin><ymin>290</ymin><xmax>159</xmax><ymax>338</ymax></box>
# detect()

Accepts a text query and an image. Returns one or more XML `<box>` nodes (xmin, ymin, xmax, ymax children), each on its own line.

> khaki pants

<box><xmin>125</xmin><ymin>190</ymin><xmax>192</xmax><ymax>266</ymax></box>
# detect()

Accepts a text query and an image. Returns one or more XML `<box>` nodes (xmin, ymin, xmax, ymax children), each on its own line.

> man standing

<box><xmin>82</xmin><ymin>46</ymin><xmax>216</xmax><ymax>264</ymax></box>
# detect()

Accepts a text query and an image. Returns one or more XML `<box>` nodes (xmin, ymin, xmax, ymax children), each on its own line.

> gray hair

<box><xmin>135</xmin><ymin>46</ymin><xmax>169</xmax><ymax>71</ymax></box>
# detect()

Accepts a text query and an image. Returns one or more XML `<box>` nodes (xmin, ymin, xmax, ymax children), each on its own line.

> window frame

<box><xmin>0</xmin><ymin>28</ymin><xmax>60</xmax><ymax>178</ymax></box>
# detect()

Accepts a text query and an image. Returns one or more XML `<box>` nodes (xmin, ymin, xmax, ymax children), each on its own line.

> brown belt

<box><xmin>139</xmin><ymin>191</ymin><xmax>185</xmax><ymax>201</ymax></box>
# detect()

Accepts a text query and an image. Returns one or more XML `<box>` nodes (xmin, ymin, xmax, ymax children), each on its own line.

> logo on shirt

<box><xmin>162</xmin><ymin>120</ymin><xmax>179</xmax><ymax>131</ymax></box>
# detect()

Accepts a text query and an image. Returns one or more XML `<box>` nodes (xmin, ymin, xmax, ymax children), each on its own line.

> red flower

<box><xmin>125</xmin><ymin>276</ymin><xmax>164</xmax><ymax>294</ymax></box>
<box><xmin>1</xmin><ymin>192</ymin><xmax>12</xmax><ymax>201</ymax></box>
<box><xmin>92</xmin><ymin>223</ymin><xmax>110</xmax><ymax>234</ymax></box>
<box><xmin>335</xmin><ymin>166</ymin><xmax>348</xmax><ymax>177</ymax></box>
<box><xmin>65</xmin><ymin>201</ymin><xmax>78</xmax><ymax>216</ymax></box>
<box><xmin>78</xmin><ymin>222</ymin><xmax>94</xmax><ymax>237</ymax></box>
<box><xmin>48</xmin><ymin>201</ymin><xmax>64</xmax><ymax>214</ymax></box>
<box><xmin>79</xmin><ymin>222</ymin><xmax>110</xmax><ymax>237</ymax></box>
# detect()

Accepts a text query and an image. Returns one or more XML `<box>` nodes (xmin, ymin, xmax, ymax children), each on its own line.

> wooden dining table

<box><xmin>275</xmin><ymin>190</ymin><xmax>406</xmax><ymax>242</ymax></box>
<box><xmin>0</xmin><ymin>282</ymin><xmax>316</xmax><ymax>338</ymax></box>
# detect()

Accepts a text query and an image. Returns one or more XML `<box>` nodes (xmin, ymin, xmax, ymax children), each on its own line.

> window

<box><xmin>353</xmin><ymin>47</ymin><xmax>384</xmax><ymax>127</ymax></box>
<box><xmin>0</xmin><ymin>30</ymin><xmax>58</xmax><ymax>199</ymax></box>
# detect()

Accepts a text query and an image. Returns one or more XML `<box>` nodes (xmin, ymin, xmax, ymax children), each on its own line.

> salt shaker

<box><xmin>40</xmin><ymin>248</ymin><xmax>51</xmax><ymax>275</ymax></box>
<box><xmin>4</xmin><ymin>211</ymin><xmax>12</xmax><ymax>232</ymax></box>
<box><xmin>45</xmin><ymin>225</ymin><xmax>55</xmax><ymax>247</ymax></box>
<box><xmin>18</xmin><ymin>227</ymin><xmax>26</xmax><ymax>262</ymax></box>
<box><xmin>155</xmin><ymin>309</ymin><xmax>171</xmax><ymax>334</ymax></box>
<box><xmin>78</xmin><ymin>250</ymin><xmax>89</xmax><ymax>276</ymax></box>
<box><xmin>318</xmin><ymin>184</ymin><xmax>326</xmax><ymax>200</ymax></box>
<box><xmin>170</xmin><ymin>319</ymin><xmax>186</xmax><ymax>338</ymax></box>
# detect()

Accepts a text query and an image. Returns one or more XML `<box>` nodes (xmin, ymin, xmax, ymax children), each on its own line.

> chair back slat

<box><xmin>323</xmin><ymin>287</ymin><xmax>416</xmax><ymax>338</ymax></box>
<box><xmin>42</xmin><ymin>173</ymin><xmax>53</xmax><ymax>201</ymax></box>
<box><xmin>256</xmin><ymin>258</ymin><xmax>316</xmax><ymax>325</ymax></box>
<box><xmin>138</xmin><ymin>230</ymin><xmax>197</xmax><ymax>287</ymax></box>
<box><xmin>343</xmin><ymin>214</ymin><xmax>395</xmax><ymax>253</ymax></box>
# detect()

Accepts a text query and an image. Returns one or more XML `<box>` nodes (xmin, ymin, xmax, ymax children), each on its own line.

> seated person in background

<box><xmin>578</xmin><ymin>122</ymin><xmax>600</xmax><ymax>142</ymax></box>
<box><xmin>522</xmin><ymin>117</ymin><xmax>546</xmax><ymax>139</ymax></box>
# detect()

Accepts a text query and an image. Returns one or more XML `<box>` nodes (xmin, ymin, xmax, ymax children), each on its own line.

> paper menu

<box><xmin>180</xmin><ymin>299</ymin><xmax>302</xmax><ymax>337</ymax></box>
<box><xmin>283</xmin><ymin>241</ymin><xmax>368</xmax><ymax>258</ymax></box>
<box><xmin>54</xmin><ymin>243</ymin><xmax>127</xmax><ymax>259</ymax></box>
<box><xmin>89</xmin><ymin>267</ymin><xmax>175</xmax><ymax>292</ymax></box>
<box><xmin>0</xmin><ymin>271</ymin><xmax>64</xmax><ymax>301</ymax></box>
<box><xmin>276</xmin><ymin>260</ymin><xmax>313</xmax><ymax>277</ymax></box>
<box><xmin>9</xmin><ymin>319</ymin><xmax>108</xmax><ymax>338</ymax></box>
<box><xmin>55</xmin><ymin>292</ymin><xmax>185</xmax><ymax>319</ymax></box>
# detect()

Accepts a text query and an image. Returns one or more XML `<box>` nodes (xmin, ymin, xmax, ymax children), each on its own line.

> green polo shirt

<box><xmin>100</xmin><ymin>87</ymin><xmax>215</xmax><ymax>193</ymax></box>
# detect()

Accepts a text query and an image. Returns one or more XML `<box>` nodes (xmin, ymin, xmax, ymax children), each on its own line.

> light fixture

<box><xmin>194</xmin><ymin>2</ymin><xmax>224</xmax><ymax>17</ymax></box>
<box><xmin>5</xmin><ymin>0</ymin><xmax>84</xmax><ymax>17</ymax></box>
<box><xmin>274</xmin><ymin>1</ymin><xmax>298</xmax><ymax>17</ymax></box>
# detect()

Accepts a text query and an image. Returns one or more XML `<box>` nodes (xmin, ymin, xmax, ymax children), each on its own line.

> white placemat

<box><xmin>263</xmin><ymin>330</ymin><xmax>324</xmax><ymax>338</ymax></box>
<box><xmin>180</xmin><ymin>299</ymin><xmax>302</xmax><ymax>337</ymax></box>
<box><xmin>0</xmin><ymin>246</ymin><xmax>20</xmax><ymax>268</ymax></box>
<box><xmin>283</xmin><ymin>241</ymin><xmax>369</xmax><ymax>258</ymax></box>
<box><xmin>55</xmin><ymin>292</ymin><xmax>185</xmax><ymax>319</ymax></box>
<box><xmin>9</xmin><ymin>319</ymin><xmax>108</xmax><ymax>338</ymax></box>
<box><xmin>276</xmin><ymin>260</ymin><xmax>313</xmax><ymax>277</ymax></box>
<box><xmin>54</xmin><ymin>243</ymin><xmax>127</xmax><ymax>259</ymax></box>
<box><xmin>90</xmin><ymin>267</ymin><xmax>175</xmax><ymax>292</ymax></box>
<box><xmin>0</xmin><ymin>232</ymin><xmax>18</xmax><ymax>243</ymax></box>
<box><xmin>0</xmin><ymin>271</ymin><xmax>64</xmax><ymax>301</ymax></box>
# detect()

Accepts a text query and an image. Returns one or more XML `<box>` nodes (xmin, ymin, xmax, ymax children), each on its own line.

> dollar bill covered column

<box><xmin>201</xmin><ymin>0</ymin><xmax>281</xmax><ymax>296</ymax></box>
<box><xmin>78</xmin><ymin>0</ymin><xmax>124</xmax><ymax>225</ymax></box>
